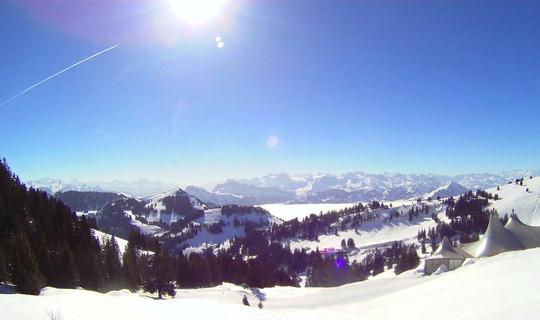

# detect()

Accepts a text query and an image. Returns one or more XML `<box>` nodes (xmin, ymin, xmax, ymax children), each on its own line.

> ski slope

<box><xmin>3</xmin><ymin>248</ymin><xmax>540</xmax><ymax>320</ymax></box>
<box><xmin>486</xmin><ymin>176</ymin><xmax>540</xmax><ymax>225</ymax></box>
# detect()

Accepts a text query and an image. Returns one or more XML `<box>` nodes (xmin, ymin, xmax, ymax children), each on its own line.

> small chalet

<box><xmin>424</xmin><ymin>236</ymin><xmax>466</xmax><ymax>275</ymax></box>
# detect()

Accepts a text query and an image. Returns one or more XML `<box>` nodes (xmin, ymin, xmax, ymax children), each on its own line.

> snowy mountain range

<box><xmin>26</xmin><ymin>178</ymin><xmax>178</xmax><ymax>197</ymax></box>
<box><xmin>28</xmin><ymin>170</ymin><xmax>539</xmax><ymax>206</ymax></box>
<box><xmin>187</xmin><ymin>171</ymin><xmax>537</xmax><ymax>205</ymax></box>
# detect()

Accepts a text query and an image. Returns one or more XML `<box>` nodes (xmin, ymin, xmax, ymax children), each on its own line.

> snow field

<box><xmin>3</xmin><ymin>248</ymin><xmax>540</xmax><ymax>320</ymax></box>
<box><xmin>486</xmin><ymin>176</ymin><xmax>540</xmax><ymax>225</ymax></box>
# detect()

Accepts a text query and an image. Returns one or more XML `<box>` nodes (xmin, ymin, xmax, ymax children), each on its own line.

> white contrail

<box><xmin>95</xmin><ymin>129</ymin><xmax>116</xmax><ymax>138</ymax></box>
<box><xmin>0</xmin><ymin>45</ymin><xmax>118</xmax><ymax>108</ymax></box>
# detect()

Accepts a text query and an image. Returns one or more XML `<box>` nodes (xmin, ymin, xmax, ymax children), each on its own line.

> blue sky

<box><xmin>1</xmin><ymin>1</ymin><xmax>539</xmax><ymax>186</ymax></box>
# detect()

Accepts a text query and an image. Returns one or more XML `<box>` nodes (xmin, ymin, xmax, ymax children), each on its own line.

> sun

<box><xmin>169</xmin><ymin>0</ymin><xmax>226</xmax><ymax>25</ymax></box>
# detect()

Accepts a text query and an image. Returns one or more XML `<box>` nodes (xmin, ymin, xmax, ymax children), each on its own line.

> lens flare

<box><xmin>216</xmin><ymin>36</ymin><xmax>224</xmax><ymax>48</ymax></box>
<box><xmin>169</xmin><ymin>0</ymin><xmax>226</xmax><ymax>25</ymax></box>
<box><xmin>266</xmin><ymin>135</ymin><xmax>280</xmax><ymax>150</ymax></box>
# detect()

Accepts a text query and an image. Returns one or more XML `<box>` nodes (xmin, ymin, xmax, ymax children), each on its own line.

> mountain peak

<box><xmin>423</xmin><ymin>181</ymin><xmax>470</xmax><ymax>200</ymax></box>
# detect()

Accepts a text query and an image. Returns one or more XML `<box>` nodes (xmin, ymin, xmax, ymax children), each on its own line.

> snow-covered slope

<box><xmin>98</xmin><ymin>188</ymin><xmax>208</xmax><ymax>237</ymax></box>
<box><xmin>181</xmin><ymin>207</ymin><xmax>282</xmax><ymax>253</ymax></box>
<box><xmin>486</xmin><ymin>176</ymin><xmax>540</xmax><ymax>225</ymax></box>
<box><xmin>3</xmin><ymin>248</ymin><xmax>540</xmax><ymax>319</ymax></box>
<box><xmin>282</xmin><ymin>202</ymin><xmax>445</xmax><ymax>262</ymax></box>
<box><xmin>141</xmin><ymin>187</ymin><xmax>207</xmax><ymax>224</ymax></box>
<box><xmin>92</xmin><ymin>229</ymin><xmax>129</xmax><ymax>255</ymax></box>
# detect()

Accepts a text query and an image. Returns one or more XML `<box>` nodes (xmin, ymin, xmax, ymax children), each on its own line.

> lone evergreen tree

<box><xmin>142</xmin><ymin>240</ymin><xmax>176</xmax><ymax>299</ymax></box>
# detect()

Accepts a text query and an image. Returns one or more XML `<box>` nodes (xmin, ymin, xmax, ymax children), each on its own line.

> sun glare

<box><xmin>169</xmin><ymin>0</ymin><xmax>226</xmax><ymax>25</ymax></box>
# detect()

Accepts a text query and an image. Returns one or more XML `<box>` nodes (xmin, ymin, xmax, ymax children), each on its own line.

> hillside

<box><xmin>0</xmin><ymin>159</ymin><xmax>122</xmax><ymax>294</ymax></box>
<box><xmin>485</xmin><ymin>176</ymin><xmax>540</xmax><ymax>225</ymax></box>
<box><xmin>97</xmin><ymin>188</ymin><xmax>207</xmax><ymax>238</ymax></box>
<box><xmin>174</xmin><ymin>206</ymin><xmax>282</xmax><ymax>254</ymax></box>
<box><xmin>54</xmin><ymin>191</ymin><xmax>123</xmax><ymax>212</ymax></box>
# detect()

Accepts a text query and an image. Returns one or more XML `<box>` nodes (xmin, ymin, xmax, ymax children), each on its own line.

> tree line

<box><xmin>0</xmin><ymin>159</ymin><xmax>111</xmax><ymax>294</ymax></box>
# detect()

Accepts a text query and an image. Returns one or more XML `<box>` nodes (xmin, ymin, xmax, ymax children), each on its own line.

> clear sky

<box><xmin>1</xmin><ymin>1</ymin><xmax>539</xmax><ymax>186</ymax></box>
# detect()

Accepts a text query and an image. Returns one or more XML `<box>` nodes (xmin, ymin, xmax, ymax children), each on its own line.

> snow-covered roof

<box><xmin>462</xmin><ymin>214</ymin><xmax>525</xmax><ymax>258</ymax></box>
<box><xmin>426</xmin><ymin>236</ymin><xmax>465</xmax><ymax>260</ymax></box>
<box><xmin>504</xmin><ymin>215</ymin><xmax>540</xmax><ymax>249</ymax></box>
<box><xmin>453</xmin><ymin>245</ymin><xmax>475</xmax><ymax>259</ymax></box>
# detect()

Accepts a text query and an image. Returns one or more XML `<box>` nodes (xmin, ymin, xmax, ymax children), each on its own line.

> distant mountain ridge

<box><xmin>26</xmin><ymin>178</ymin><xmax>178</xmax><ymax>197</ymax></box>
<box><xmin>188</xmin><ymin>171</ymin><xmax>539</xmax><ymax>205</ymax></box>
<box><xmin>28</xmin><ymin>170</ymin><xmax>539</xmax><ymax>206</ymax></box>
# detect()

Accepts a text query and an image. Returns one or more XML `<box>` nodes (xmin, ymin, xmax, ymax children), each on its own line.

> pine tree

<box><xmin>204</xmin><ymin>251</ymin><xmax>223</xmax><ymax>286</ymax></box>
<box><xmin>53</xmin><ymin>242</ymin><xmax>79</xmax><ymax>288</ymax></box>
<box><xmin>142</xmin><ymin>240</ymin><xmax>176</xmax><ymax>299</ymax></box>
<box><xmin>102</xmin><ymin>235</ymin><xmax>123</xmax><ymax>291</ymax></box>
<box><xmin>9</xmin><ymin>233</ymin><xmax>46</xmax><ymax>295</ymax></box>
<box><xmin>122</xmin><ymin>243</ymin><xmax>140</xmax><ymax>292</ymax></box>
<box><xmin>394</xmin><ymin>245</ymin><xmax>420</xmax><ymax>275</ymax></box>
